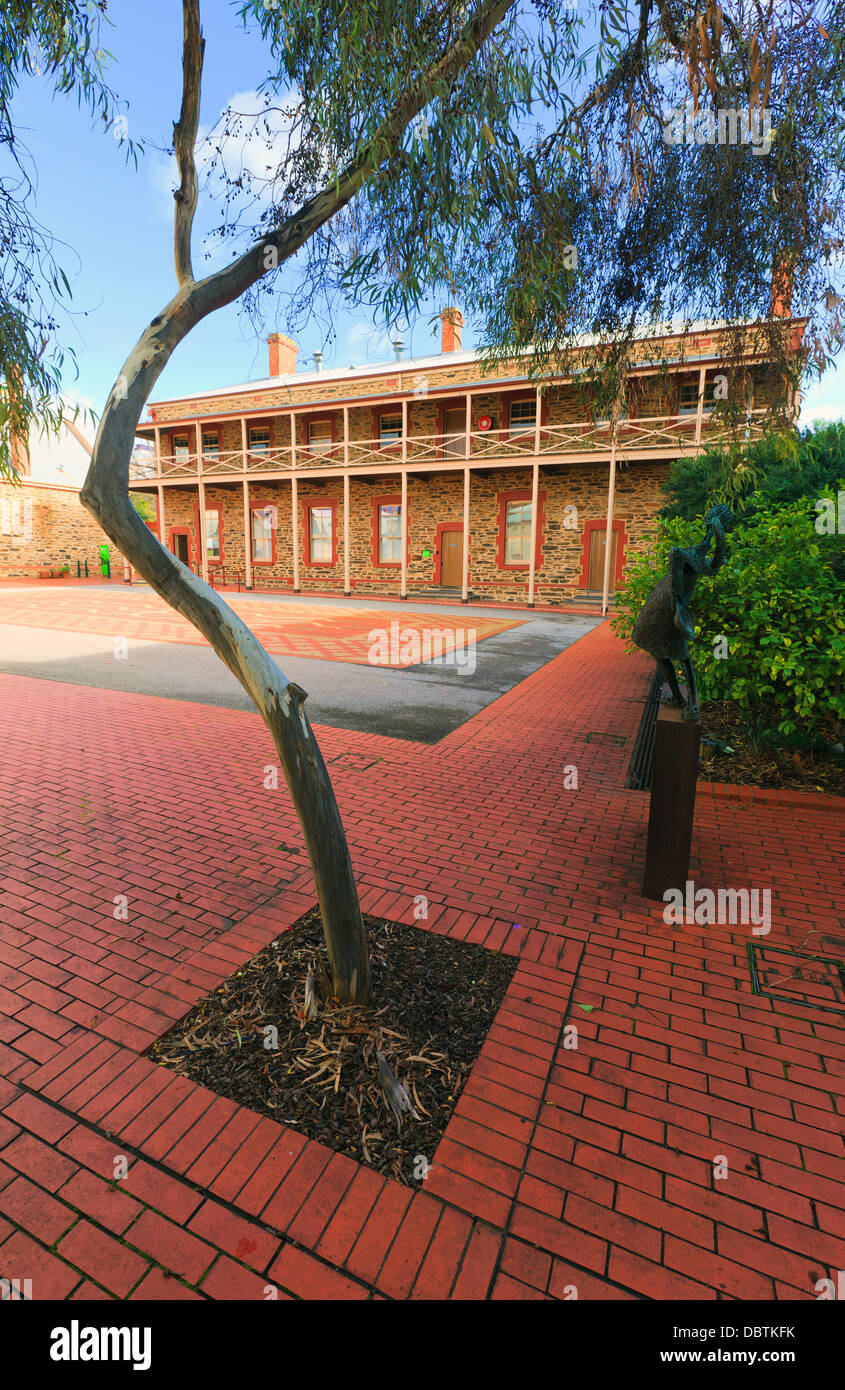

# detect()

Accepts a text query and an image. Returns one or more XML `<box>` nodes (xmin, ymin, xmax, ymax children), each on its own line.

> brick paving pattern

<box><xmin>0</xmin><ymin>621</ymin><xmax>843</xmax><ymax>1299</ymax></box>
<box><xmin>0</xmin><ymin>588</ymin><xmax>521</xmax><ymax>666</ymax></box>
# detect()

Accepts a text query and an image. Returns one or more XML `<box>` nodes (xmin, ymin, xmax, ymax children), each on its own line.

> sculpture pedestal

<box><xmin>642</xmin><ymin>705</ymin><xmax>700</xmax><ymax>901</ymax></box>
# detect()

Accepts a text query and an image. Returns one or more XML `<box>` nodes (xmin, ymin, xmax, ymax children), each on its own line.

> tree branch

<box><xmin>173</xmin><ymin>0</ymin><xmax>204</xmax><ymax>285</ymax></box>
<box><xmin>187</xmin><ymin>0</ymin><xmax>516</xmax><ymax>315</ymax></box>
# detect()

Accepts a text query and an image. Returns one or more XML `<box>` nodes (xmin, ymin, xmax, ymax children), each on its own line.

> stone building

<box><xmin>129</xmin><ymin>310</ymin><xmax>801</xmax><ymax>611</ymax></box>
<box><xmin>0</xmin><ymin>418</ymin><xmax>127</xmax><ymax>579</ymax></box>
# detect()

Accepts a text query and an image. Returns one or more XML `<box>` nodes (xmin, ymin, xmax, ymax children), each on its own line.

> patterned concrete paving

<box><xmin>0</xmin><ymin>588</ymin><xmax>523</xmax><ymax>667</ymax></box>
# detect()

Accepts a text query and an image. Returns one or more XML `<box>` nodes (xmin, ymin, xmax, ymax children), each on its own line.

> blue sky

<box><xmin>10</xmin><ymin>0</ymin><xmax>843</xmax><ymax>427</ymax></box>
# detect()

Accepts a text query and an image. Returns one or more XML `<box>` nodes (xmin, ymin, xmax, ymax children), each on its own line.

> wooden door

<box><xmin>443</xmin><ymin>407</ymin><xmax>466</xmax><ymax>458</ymax></box>
<box><xmin>173</xmin><ymin>532</ymin><xmax>190</xmax><ymax>565</ymax></box>
<box><xmin>441</xmin><ymin>531</ymin><xmax>463</xmax><ymax>586</ymax></box>
<box><xmin>588</xmin><ymin>528</ymin><xmax>618</xmax><ymax>591</ymax></box>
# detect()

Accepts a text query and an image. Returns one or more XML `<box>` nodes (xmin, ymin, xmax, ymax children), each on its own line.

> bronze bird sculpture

<box><xmin>632</xmin><ymin>503</ymin><xmax>735</xmax><ymax>721</ymax></box>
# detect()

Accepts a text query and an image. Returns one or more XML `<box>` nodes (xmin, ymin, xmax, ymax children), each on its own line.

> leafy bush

<box><xmin>613</xmin><ymin>499</ymin><xmax>845</xmax><ymax>743</ymax></box>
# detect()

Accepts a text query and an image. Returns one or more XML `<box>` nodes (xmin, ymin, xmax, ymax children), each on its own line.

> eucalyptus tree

<box><xmin>77</xmin><ymin>0</ymin><xmax>845</xmax><ymax>1003</ymax></box>
<box><xmin>0</xmin><ymin>0</ymin><xmax>136</xmax><ymax>479</ymax></box>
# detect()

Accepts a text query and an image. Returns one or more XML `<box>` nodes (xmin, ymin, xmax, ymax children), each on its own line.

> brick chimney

<box><xmin>771</xmin><ymin>259</ymin><xmax>794</xmax><ymax>318</ymax></box>
<box><xmin>440</xmin><ymin>307</ymin><xmax>464</xmax><ymax>354</ymax></box>
<box><xmin>267</xmin><ymin>332</ymin><xmax>299</xmax><ymax>376</ymax></box>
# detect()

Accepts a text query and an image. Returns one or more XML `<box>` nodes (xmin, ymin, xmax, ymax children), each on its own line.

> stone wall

<box><xmin>147</xmin><ymin>322</ymin><xmax>790</xmax><ymax>425</ymax></box>
<box><xmin>156</xmin><ymin>459</ymin><xmax>669</xmax><ymax>603</ymax></box>
<box><xmin>0</xmin><ymin>481</ymin><xmax>127</xmax><ymax>579</ymax></box>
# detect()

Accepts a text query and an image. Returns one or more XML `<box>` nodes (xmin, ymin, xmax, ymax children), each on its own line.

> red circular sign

<box><xmin>477</xmin><ymin>414</ymin><xmax>492</xmax><ymax>432</ymax></box>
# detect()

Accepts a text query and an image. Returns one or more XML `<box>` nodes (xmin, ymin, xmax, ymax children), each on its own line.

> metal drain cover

<box><xmin>747</xmin><ymin>943</ymin><xmax>845</xmax><ymax>1017</ymax></box>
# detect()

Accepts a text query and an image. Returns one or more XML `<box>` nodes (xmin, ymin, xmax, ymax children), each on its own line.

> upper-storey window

<box><xmin>379</xmin><ymin>412</ymin><xmax>403</xmax><ymax>446</ymax></box>
<box><xmin>249</xmin><ymin>427</ymin><xmax>270</xmax><ymax>454</ymax></box>
<box><xmin>202</xmin><ymin>432</ymin><xmax>219</xmax><ymax>459</ymax></box>
<box><xmin>308</xmin><ymin>420</ymin><xmax>332</xmax><ymax>454</ymax></box>
<box><xmin>597</xmin><ymin>389</ymin><xmax>629</xmax><ymax>426</ymax></box>
<box><xmin>172</xmin><ymin>434</ymin><xmax>190</xmax><ymax>459</ymax></box>
<box><xmin>508</xmin><ymin>399</ymin><xmax>536</xmax><ymax>437</ymax></box>
<box><xmin>678</xmin><ymin>380</ymin><xmax>700</xmax><ymax>415</ymax></box>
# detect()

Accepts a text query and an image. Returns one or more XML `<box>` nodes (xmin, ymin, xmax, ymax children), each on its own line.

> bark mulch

<box><xmin>698</xmin><ymin>700</ymin><xmax>845</xmax><ymax>796</ymax></box>
<box><xmin>148</xmin><ymin>907</ymin><xmax>517</xmax><ymax>1186</ymax></box>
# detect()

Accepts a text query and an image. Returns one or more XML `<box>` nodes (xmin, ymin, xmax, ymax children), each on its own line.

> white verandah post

<box><xmin>600</xmin><ymin>428</ymin><xmax>618</xmax><ymax>618</ymax></box>
<box><xmin>195</xmin><ymin>419</ymin><xmax>208</xmax><ymax>584</ymax></box>
<box><xmin>527</xmin><ymin>387</ymin><xmax>542</xmax><ymax>608</ymax></box>
<box><xmin>291</xmin><ymin>413</ymin><xmax>300</xmax><ymax>593</ymax></box>
<box><xmin>461</xmin><ymin>392</ymin><xmax>472</xmax><ymax>603</ymax></box>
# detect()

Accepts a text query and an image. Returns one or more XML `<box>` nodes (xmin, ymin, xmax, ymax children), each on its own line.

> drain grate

<box><xmin>585</xmin><ymin>730</ymin><xmax>628</xmax><ymax>747</ymax></box>
<box><xmin>327</xmin><ymin>752</ymin><xmax>383</xmax><ymax>770</ymax></box>
<box><xmin>747</xmin><ymin>943</ymin><xmax>845</xmax><ymax>1017</ymax></box>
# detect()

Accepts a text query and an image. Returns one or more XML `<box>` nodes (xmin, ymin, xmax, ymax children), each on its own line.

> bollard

<box><xmin>642</xmin><ymin>705</ymin><xmax>701</xmax><ymax>901</ymax></box>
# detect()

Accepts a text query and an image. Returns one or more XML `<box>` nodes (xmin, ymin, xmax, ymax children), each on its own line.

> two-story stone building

<box><xmin>129</xmin><ymin>309</ymin><xmax>802</xmax><ymax>611</ymax></box>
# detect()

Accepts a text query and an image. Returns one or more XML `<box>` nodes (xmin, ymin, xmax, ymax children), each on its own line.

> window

<box><xmin>678</xmin><ymin>381</ymin><xmax>700</xmax><ymax>415</ymax></box>
<box><xmin>597</xmin><ymin>391</ymin><xmax>629</xmax><ymax>426</ymax></box>
<box><xmin>505</xmin><ymin>501</ymin><xmax>532</xmax><ymax>565</ymax></box>
<box><xmin>251</xmin><ymin>506</ymin><xmax>274</xmax><ymax>562</ymax></box>
<box><xmin>308</xmin><ymin>420</ymin><xmax>332</xmax><ymax>455</ymax></box>
<box><xmin>508</xmin><ymin>400</ymin><xmax>537</xmax><ymax>436</ymax></box>
<box><xmin>379</xmin><ymin>413</ymin><xmax>403</xmax><ymax>446</ymax></box>
<box><xmin>378</xmin><ymin>503</ymin><xmax>402</xmax><ymax>562</ymax></box>
<box><xmin>308</xmin><ymin>506</ymin><xmax>333</xmax><ymax>563</ymax></box>
<box><xmin>172</xmin><ymin>435</ymin><xmax>190</xmax><ymax>459</ymax></box>
<box><xmin>202</xmin><ymin>432</ymin><xmax>219</xmax><ymax>459</ymax></box>
<box><xmin>204</xmin><ymin>509</ymin><xmax>220</xmax><ymax>561</ymax></box>
<box><xmin>249</xmin><ymin>427</ymin><xmax>270</xmax><ymax>454</ymax></box>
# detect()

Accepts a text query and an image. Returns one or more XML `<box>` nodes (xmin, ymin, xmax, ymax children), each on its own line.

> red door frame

<box><xmin>168</xmin><ymin>525</ymin><xmax>193</xmax><ymax>567</ymax></box>
<box><xmin>579</xmin><ymin>519</ymin><xmax>628</xmax><ymax>589</ymax></box>
<box><xmin>433</xmin><ymin>521</ymin><xmax>466</xmax><ymax>585</ymax></box>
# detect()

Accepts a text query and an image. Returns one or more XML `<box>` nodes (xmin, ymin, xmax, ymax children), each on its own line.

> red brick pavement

<box><xmin>0</xmin><ymin>621</ymin><xmax>843</xmax><ymax>1300</ymax></box>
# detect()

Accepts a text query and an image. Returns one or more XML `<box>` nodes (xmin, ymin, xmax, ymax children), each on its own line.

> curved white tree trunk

<box><xmin>79</xmin><ymin>0</ymin><xmax>514</xmax><ymax>1003</ymax></box>
<box><xmin>81</xmin><ymin>301</ymin><xmax>370</xmax><ymax>1001</ymax></box>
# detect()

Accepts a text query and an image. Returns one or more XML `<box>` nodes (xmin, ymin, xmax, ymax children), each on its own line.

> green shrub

<box><xmin>613</xmin><ymin>499</ymin><xmax>845</xmax><ymax>744</ymax></box>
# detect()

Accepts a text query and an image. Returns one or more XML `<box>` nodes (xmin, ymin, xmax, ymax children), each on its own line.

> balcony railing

<box><xmin>132</xmin><ymin>409</ymin><xmax>770</xmax><ymax>481</ymax></box>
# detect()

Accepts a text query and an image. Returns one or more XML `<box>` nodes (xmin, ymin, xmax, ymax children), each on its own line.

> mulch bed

<box><xmin>698</xmin><ymin>700</ymin><xmax>845</xmax><ymax>796</ymax></box>
<box><xmin>149</xmin><ymin>908</ymin><xmax>517</xmax><ymax>1186</ymax></box>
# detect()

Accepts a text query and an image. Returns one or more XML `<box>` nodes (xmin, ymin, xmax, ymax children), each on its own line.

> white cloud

<box><xmin>799</xmin><ymin>359</ymin><xmax>845</xmax><ymax>426</ymax></box>
<box><xmin>344</xmin><ymin>322</ymin><xmax>395</xmax><ymax>363</ymax></box>
<box><xmin>149</xmin><ymin>86</ymin><xmax>302</xmax><ymax>230</ymax></box>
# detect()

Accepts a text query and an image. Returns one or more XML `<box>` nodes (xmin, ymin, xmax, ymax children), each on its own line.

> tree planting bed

<box><xmin>699</xmin><ymin>699</ymin><xmax>845</xmax><ymax>796</ymax></box>
<box><xmin>149</xmin><ymin>907</ymin><xmax>517</xmax><ymax>1185</ymax></box>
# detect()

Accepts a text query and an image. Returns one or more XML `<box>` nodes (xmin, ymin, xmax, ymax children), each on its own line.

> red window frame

<box><xmin>170</xmin><ymin>431</ymin><xmax>191</xmax><ymax>459</ymax></box>
<box><xmin>302</xmin><ymin>498</ymin><xmax>338</xmax><ymax>567</ymax></box>
<box><xmin>249</xmin><ymin>501</ymin><xmax>278</xmax><ymax>565</ymax></box>
<box><xmin>247</xmin><ymin>421</ymin><xmax>274</xmax><ymax>460</ymax></box>
<box><xmin>371</xmin><ymin>408</ymin><xmax>404</xmax><ymax>453</ymax></box>
<box><xmin>201</xmin><ymin>504</ymin><xmax>224</xmax><ymax>566</ymax></box>
<box><xmin>370</xmin><ymin>493</ymin><xmax>410</xmax><ymax>568</ymax></box>
<box><xmin>496</xmin><ymin>487</ymin><xmax>546</xmax><ymax>571</ymax></box>
<box><xmin>301</xmin><ymin>413</ymin><xmax>338</xmax><ymax>461</ymax></box>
